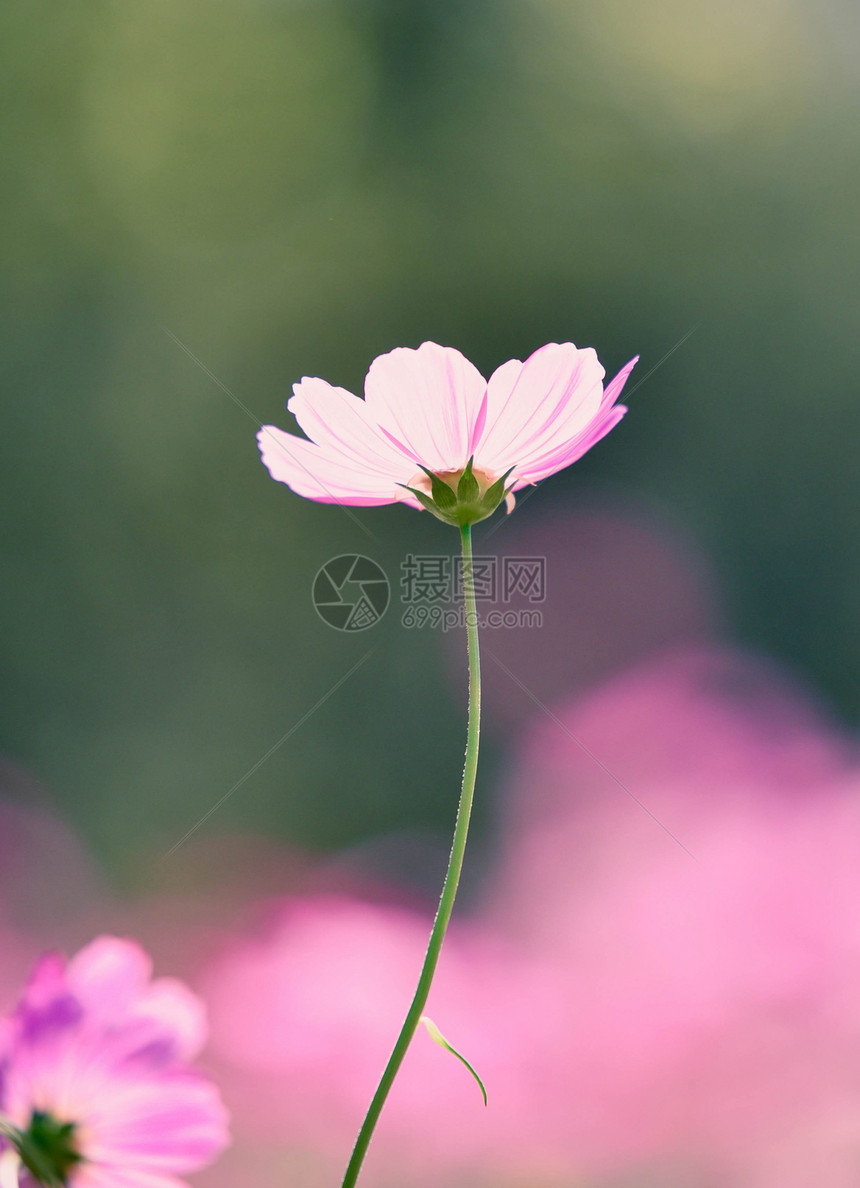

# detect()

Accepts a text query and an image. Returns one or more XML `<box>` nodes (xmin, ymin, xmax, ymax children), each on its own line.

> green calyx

<box><xmin>14</xmin><ymin>1111</ymin><xmax>83</xmax><ymax>1187</ymax></box>
<box><xmin>400</xmin><ymin>458</ymin><xmax>515</xmax><ymax>527</ymax></box>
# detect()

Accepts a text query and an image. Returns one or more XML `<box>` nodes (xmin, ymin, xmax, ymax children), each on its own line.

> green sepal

<box><xmin>400</xmin><ymin>485</ymin><xmax>445</xmax><ymax>515</ymax></box>
<box><xmin>399</xmin><ymin>485</ymin><xmax>460</xmax><ymax>524</ymax></box>
<box><xmin>457</xmin><ymin>457</ymin><xmax>480</xmax><ymax>503</ymax></box>
<box><xmin>420</xmin><ymin>1015</ymin><xmax>487</xmax><ymax>1106</ymax></box>
<box><xmin>400</xmin><ymin>463</ymin><xmax>516</xmax><ymax>527</ymax></box>
<box><xmin>417</xmin><ymin>466</ymin><xmax>457</xmax><ymax>510</ymax></box>
<box><xmin>477</xmin><ymin>467</ymin><xmax>515</xmax><ymax>514</ymax></box>
<box><xmin>15</xmin><ymin>1112</ymin><xmax>83</xmax><ymax>1188</ymax></box>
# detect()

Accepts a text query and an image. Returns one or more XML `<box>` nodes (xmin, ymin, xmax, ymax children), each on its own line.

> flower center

<box><xmin>16</xmin><ymin>1111</ymin><xmax>83</xmax><ymax>1187</ymax></box>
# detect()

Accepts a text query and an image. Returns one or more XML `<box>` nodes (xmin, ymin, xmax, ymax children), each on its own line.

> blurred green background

<box><xmin>2</xmin><ymin>0</ymin><xmax>858</xmax><ymax>880</ymax></box>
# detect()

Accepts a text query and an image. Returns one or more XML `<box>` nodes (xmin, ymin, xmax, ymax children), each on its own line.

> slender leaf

<box><xmin>419</xmin><ymin>1015</ymin><xmax>487</xmax><ymax>1106</ymax></box>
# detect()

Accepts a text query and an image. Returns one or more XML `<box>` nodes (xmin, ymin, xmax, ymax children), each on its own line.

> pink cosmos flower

<box><xmin>257</xmin><ymin>342</ymin><xmax>637</xmax><ymax>518</ymax></box>
<box><xmin>0</xmin><ymin>936</ymin><xmax>229</xmax><ymax>1188</ymax></box>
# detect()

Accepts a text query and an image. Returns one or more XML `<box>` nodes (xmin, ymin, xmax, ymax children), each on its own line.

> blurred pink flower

<box><xmin>0</xmin><ymin>936</ymin><xmax>229</xmax><ymax>1188</ymax></box>
<box><xmin>482</xmin><ymin>647</ymin><xmax>860</xmax><ymax>1183</ymax></box>
<box><xmin>257</xmin><ymin>341</ymin><xmax>636</xmax><ymax>509</ymax></box>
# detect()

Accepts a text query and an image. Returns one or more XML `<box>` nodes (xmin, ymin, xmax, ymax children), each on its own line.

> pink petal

<box><xmin>257</xmin><ymin>426</ymin><xmax>406</xmax><ymax>506</ymax></box>
<box><xmin>133</xmin><ymin>979</ymin><xmax>208</xmax><ymax>1063</ymax></box>
<box><xmin>83</xmin><ymin>1073</ymin><xmax>229</xmax><ymax>1171</ymax></box>
<box><xmin>475</xmin><ymin>343</ymin><xmax>605</xmax><ymax>474</ymax></box>
<box><xmin>67</xmin><ymin>939</ymin><xmax>152</xmax><ymax>1022</ymax></box>
<box><xmin>288</xmin><ymin>377</ymin><xmax>410</xmax><ymax>475</ymax></box>
<box><xmin>512</xmin><ymin>404</ymin><xmax>627</xmax><ymax>486</ymax></box>
<box><xmin>502</xmin><ymin>354</ymin><xmax>637</xmax><ymax>486</ymax></box>
<box><xmin>364</xmin><ymin>342</ymin><xmax>487</xmax><ymax>472</ymax></box>
<box><xmin>600</xmin><ymin>354</ymin><xmax>639</xmax><ymax>410</ymax></box>
<box><xmin>18</xmin><ymin>952</ymin><xmax>68</xmax><ymax>1012</ymax></box>
<box><xmin>73</xmin><ymin>1168</ymin><xmax>189</xmax><ymax>1188</ymax></box>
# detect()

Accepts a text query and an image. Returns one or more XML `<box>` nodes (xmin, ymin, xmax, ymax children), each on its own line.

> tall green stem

<box><xmin>340</xmin><ymin>523</ymin><xmax>482</xmax><ymax>1188</ymax></box>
